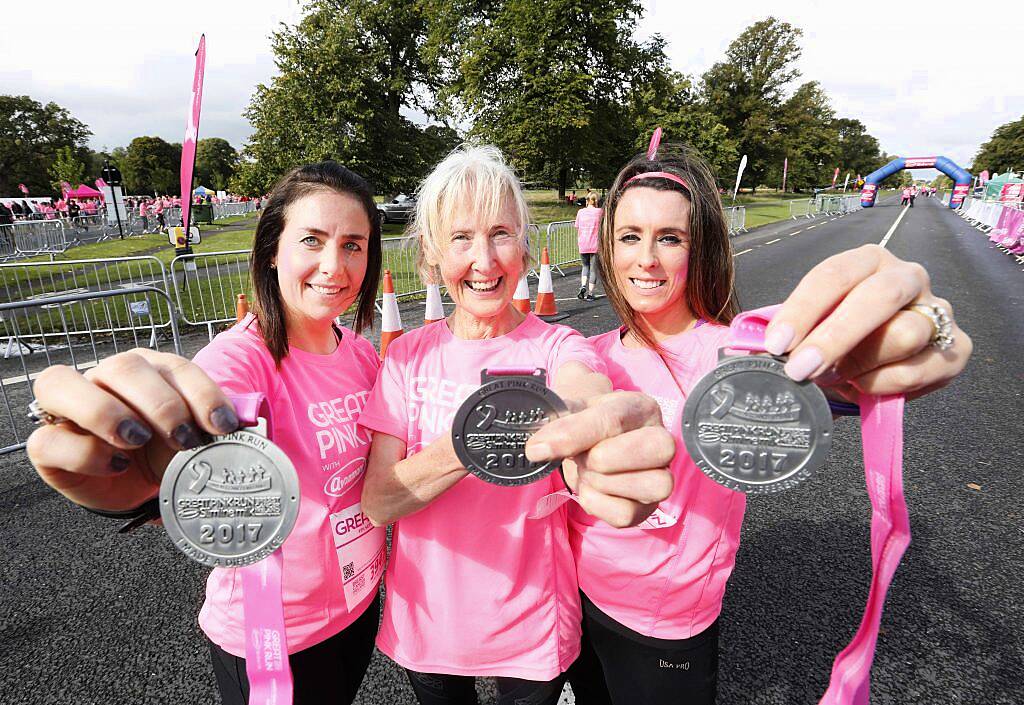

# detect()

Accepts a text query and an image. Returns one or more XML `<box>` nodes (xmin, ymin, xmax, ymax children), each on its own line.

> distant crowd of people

<box><xmin>901</xmin><ymin>185</ymin><xmax>937</xmax><ymax>207</ymax></box>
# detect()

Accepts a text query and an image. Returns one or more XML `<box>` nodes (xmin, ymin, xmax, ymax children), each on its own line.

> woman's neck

<box><xmin>285</xmin><ymin>315</ymin><xmax>338</xmax><ymax>355</ymax></box>
<box><xmin>447</xmin><ymin>305</ymin><xmax>525</xmax><ymax>340</ymax></box>
<box><xmin>624</xmin><ymin>303</ymin><xmax>698</xmax><ymax>348</ymax></box>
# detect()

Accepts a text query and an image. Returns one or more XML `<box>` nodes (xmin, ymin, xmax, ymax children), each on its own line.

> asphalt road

<box><xmin>1</xmin><ymin>194</ymin><xmax>1021</xmax><ymax>704</ymax></box>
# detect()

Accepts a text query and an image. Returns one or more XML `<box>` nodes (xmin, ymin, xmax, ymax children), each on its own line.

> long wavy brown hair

<box><xmin>598</xmin><ymin>143</ymin><xmax>739</xmax><ymax>351</ymax></box>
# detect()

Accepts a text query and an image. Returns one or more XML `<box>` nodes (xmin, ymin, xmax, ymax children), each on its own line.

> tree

<box><xmin>236</xmin><ymin>0</ymin><xmax>439</xmax><ymax>195</ymax></box>
<box><xmin>774</xmin><ymin>82</ymin><xmax>837</xmax><ymax>191</ymax></box>
<box><xmin>0</xmin><ymin>95</ymin><xmax>91</xmax><ymax>196</ymax></box>
<box><xmin>196</xmin><ymin>138</ymin><xmax>238</xmax><ymax>191</ymax></box>
<box><xmin>972</xmin><ymin>115</ymin><xmax>1024</xmax><ymax>174</ymax></box>
<box><xmin>424</xmin><ymin>0</ymin><xmax>668</xmax><ymax>197</ymax></box>
<box><xmin>48</xmin><ymin>145</ymin><xmax>86</xmax><ymax>192</ymax></box>
<box><xmin>122</xmin><ymin>136</ymin><xmax>181</xmax><ymax>195</ymax></box>
<box><xmin>832</xmin><ymin>118</ymin><xmax>881</xmax><ymax>179</ymax></box>
<box><xmin>702</xmin><ymin>18</ymin><xmax>803</xmax><ymax>191</ymax></box>
<box><xmin>629</xmin><ymin>71</ymin><xmax>737</xmax><ymax>183</ymax></box>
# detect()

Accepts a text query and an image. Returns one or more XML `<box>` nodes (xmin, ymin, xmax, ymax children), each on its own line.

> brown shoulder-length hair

<box><xmin>598</xmin><ymin>142</ymin><xmax>739</xmax><ymax>351</ymax></box>
<box><xmin>249</xmin><ymin>161</ymin><xmax>382</xmax><ymax>366</ymax></box>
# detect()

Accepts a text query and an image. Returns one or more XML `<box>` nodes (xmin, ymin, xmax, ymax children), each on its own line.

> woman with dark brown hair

<box><xmin>26</xmin><ymin>161</ymin><xmax>385</xmax><ymax>704</ymax></box>
<box><xmin>567</xmin><ymin>140</ymin><xmax>972</xmax><ymax>704</ymax></box>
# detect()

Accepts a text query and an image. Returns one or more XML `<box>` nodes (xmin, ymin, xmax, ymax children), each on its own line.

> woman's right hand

<box><xmin>27</xmin><ymin>349</ymin><xmax>240</xmax><ymax>512</ymax></box>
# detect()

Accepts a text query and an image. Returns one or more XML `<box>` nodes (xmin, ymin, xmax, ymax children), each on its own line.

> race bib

<box><xmin>330</xmin><ymin>504</ymin><xmax>386</xmax><ymax>611</ymax></box>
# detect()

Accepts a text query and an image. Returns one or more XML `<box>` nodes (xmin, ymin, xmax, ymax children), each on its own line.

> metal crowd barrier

<box><xmin>724</xmin><ymin>206</ymin><xmax>747</xmax><ymax>234</ymax></box>
<box><xmin>170</xmin><ymin>250</ymin><xmax>251</xmax><ymax>340</ymax></box>
<box><xmin>0</xmin><ymin>286</ymin><xmax>182</xmax><ymax>455</ymax></box>
<box><xmin>544</xmin><ymin>221</ymin><xmax>577</xmax><ymax>274</ymax></box>
<box><xmin>0</xmin><ymin>256</ymin><xmax>175</xmax><ymax>340</ymax></box>
<box><xmin>0</xmin><ymin>220</ymin><xmax>69</xmax><ymax>262</ymax></box>
<box><xmin>790</xmin><ymin>199</ymin><xmax>816</xmax><ymax>219</ymax></box>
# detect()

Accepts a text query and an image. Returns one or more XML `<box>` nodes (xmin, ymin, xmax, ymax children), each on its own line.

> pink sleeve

<box><xmin>357</xmin><ymin>353</ymin><xmax>408</xmax><ymax>441</ymax></box>
<box><xmin>574</xmin><ymin>209</ymin><xmax>582</xmax><ymax>228</ymax></box>
<box><xmin>191</xmin><ymin>333</ymin><xmax>268</xmax><ymax>397</ymax></box>
<box><xmin>550</xmin><ymin>328</ymin><xmax>607</xmax><ymax>377</ymax></box>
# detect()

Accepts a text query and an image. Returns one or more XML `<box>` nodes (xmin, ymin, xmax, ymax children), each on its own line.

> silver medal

<box><xmin>681</xmin><ymin>352</ymin><xmax>833</xmax><ymax>494</ymax></box>
<box><xmin>452</xmin><ymin>369</ymin><xmax>568</xmax><ymax>486</ymax></box>
<box><xmin>159</xmin><ymin>419</ymin><xmax>301</xmax><ymax>567</ymax></box>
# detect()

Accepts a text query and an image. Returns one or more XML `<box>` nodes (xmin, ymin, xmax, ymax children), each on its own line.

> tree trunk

<box><xmin>557</xmin><ymin>166</ymin><xmax>568</xmax><ymax>200</ymax></box>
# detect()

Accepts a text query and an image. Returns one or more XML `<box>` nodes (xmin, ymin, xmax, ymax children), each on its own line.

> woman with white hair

<box><xmin>358</xmin><ymin>144</ymin><xmax>676</xmax><ymax>704</ymax></box>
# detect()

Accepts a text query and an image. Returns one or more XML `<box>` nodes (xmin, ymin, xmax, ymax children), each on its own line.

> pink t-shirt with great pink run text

<box><xmin>574</xmin><ymin>206</ymin><xmax>602</xmax><ymax>254</ymax></box>
<box><xmin>358</xmin><ymin>314</ymin><xmax>605</xmax><ymax>679</ymax></box>
<box><xmin>193</xmin><ymin>315</ymin><xmax>386</xmax><ymax>657</ymax></box>
<box><xmin>569</xmin><ymin>324</ymin><xmax>746</xmax><ymax>640</ymax></box>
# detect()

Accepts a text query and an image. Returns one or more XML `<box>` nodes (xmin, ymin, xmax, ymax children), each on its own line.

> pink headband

<box><xmin>624</xmin><ymin>127</ymin><xmax>689</xmax><ymax>191</ymax></box>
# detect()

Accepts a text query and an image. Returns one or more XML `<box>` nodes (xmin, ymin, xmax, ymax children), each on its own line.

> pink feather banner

<box><xmin>180</xmin><ymin>34</ymin><xmax>206</xmax><ymax>230</ymax></box>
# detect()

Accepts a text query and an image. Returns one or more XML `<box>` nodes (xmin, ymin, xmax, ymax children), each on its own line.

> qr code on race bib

<box><xmin>343</xmin><ymin>562</ymin><xmax>355</xmax><ymax>581</ymax></box>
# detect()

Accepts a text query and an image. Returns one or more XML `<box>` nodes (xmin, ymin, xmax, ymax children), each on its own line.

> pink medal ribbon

<box><xmin>730</xmin><ymin>306</ymin><xmax>910</xmax><ymax>704</ymax></box>
<box><xmin>228</xmin><ymin>392</ymin><xmax>294</xmax><ymax>705</ymax></box>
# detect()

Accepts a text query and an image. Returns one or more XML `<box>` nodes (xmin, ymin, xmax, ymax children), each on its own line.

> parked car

<box><xmin>378</xmin><ymin>194</ymin><xmax>416</xmax><ymax>224</ymax></box>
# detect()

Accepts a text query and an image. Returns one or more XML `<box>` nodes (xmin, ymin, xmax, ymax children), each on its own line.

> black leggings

<box><xmin>405</xmin><ymin>668</ymin><xmax>567</xmax><ymax>705</ymax></box>
<box><xmin>208</xmin><ymin>592</ymin><xmax>380</xmax><ymax>705</ymax></box>
<box><xmin>567</xmin><ymin>593</ymin><xmax>720</xmax><ymax>705</ymax></box>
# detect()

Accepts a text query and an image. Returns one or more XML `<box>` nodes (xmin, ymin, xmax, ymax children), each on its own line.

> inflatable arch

<box><xmin>860</xmin><ymin>156</ymin><xmax>972</xmax><ymax>209</ymax></box>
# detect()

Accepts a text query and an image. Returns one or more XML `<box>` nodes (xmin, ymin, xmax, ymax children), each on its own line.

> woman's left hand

<box><xmin>525</xmin><ymin>391</ymin><xmax>676</xmax><ymax>528</ymax></box>
<box><xmin>763</xmin><ymin>244</ymin><xmax>972</xmax><ymax>400</ymax></box>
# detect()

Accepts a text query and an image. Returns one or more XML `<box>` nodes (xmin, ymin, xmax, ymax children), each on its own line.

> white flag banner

<box><xmin>842</xmin><ymin>173</ymin><xmax>850</xmax><ymax>192</ymax></box>
<box><xmin>733</xmin><ymin>155</ymin><xmax>748</xmax><ymax>201</ymax></box>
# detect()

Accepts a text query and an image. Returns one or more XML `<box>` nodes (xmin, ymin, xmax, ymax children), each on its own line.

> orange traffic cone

<box><xmin>424</xmin><ymin>283</ymin><xmax>444</xmax><ymax>324</ymax></box>
<box><xmin>235</xmin><ymin>294</ymin><xmax>248</xmax><ymax>322</ymax></box>
<box><xmin>380</xmin><ymin>269</ymin><xmax>404</xmax><ymax>359</ymax></box>
<box><xmin>512</xmin><ymin>274</ymin><xmax>531</xmax><ymax>314</ymax></box>
<box><xmin>533</xmin><ymin>248</ymin><xmax>557</xmax><ymax>316</ymax></box>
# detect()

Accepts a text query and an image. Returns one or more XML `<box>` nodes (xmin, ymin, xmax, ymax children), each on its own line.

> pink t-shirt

<box><xmin>358</xmin><ymin>314</ymin><xmax>605</xmax><ymax>679</ymax></box>
<box><xmin>570</xmin><ymin>324</ymin><xmax>747</xmax><ymax>640</ymax></box>
<box><xmin>193</xmin><ymin>315</ymin><xmax>386</xmax><ymax>657</ymax></box>
<box><xmin>574</xmin><ymin>206</ymin><xmax>602</xmax><ymax>254</ymax></box>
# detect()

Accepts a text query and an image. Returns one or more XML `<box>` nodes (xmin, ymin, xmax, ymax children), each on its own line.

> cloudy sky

<box><xmin>4</xmin><ymin>0</ymin><xmax>1022</xmax><ymax>177</ymax></box>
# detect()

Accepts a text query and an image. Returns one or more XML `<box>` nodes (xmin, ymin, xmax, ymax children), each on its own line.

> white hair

<box><xmin>410</xmin><ymin>143</ymin><xmax>531</xmax><ymax>283</ymax></box>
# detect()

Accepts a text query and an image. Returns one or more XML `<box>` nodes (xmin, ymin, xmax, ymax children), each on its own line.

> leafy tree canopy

<box><xmin>0</xmin><ymin>94</ymin><xmax>91</xmax><ymax>196</ymax></box>
<box><xmin>122</xmin><ymin>136</ymin><xmax>181</xmax><ymax>195</ymax></box>
<box><xmin>196</xmin><ymin>138</ymin><xmax>238</xmax><ymax>191</ymax></box>
<box><xmin>972</xmin><ymin>115</ymin><xmax>1024</xmax><ymax>175</ymax></box>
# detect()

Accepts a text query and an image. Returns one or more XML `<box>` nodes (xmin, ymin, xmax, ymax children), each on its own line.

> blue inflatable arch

<box><xmin>860</xmin><ymin>156</ymin><xmax>972</xmax><ymax>209</ymax></box>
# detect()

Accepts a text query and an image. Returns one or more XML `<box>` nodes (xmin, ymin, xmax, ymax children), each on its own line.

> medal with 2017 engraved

<box><xmin>452</xmin><ymin>368</ymin><xmax>568</xmax><ymax>486</ymax></box>
<box><xmin>159</xmin><ymin>418</ymin><xmax>301</xmax><ymax>567</ymax></box>
<box><xmin>681</xmin><ymin>352</ymin><xmax>833</xmax><ymax>494</ymax></box>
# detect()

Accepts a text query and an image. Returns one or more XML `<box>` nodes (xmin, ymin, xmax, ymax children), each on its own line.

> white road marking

<box><xmin>879</xmin><ymin>206</ymin><xmax>910</xmax><ymax>249</ymax></box>
<box><xmin>733</xmin><ymin>249</ymin><xmax>752</xmax><ymax>257</ymax></box>
<box><xmin>807</xmin><ymin>224</ymin><xmax>817</xmax><ymax>229</ymax></box>
<box><xmin>766</xmin><ymin>238</ymin><xmax>781</xmax><ymax>244</ymax></box>
<box><xmin>790</xmin><ymin>229</ymin><xmax>803</xmax><ymax>235</ymax></box>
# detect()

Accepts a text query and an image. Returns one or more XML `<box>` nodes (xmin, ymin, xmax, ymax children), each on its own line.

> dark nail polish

<box><xmin>210</xmin><ymin>405</ymin><xmax>240</xmax><ymax>434</ymax></box>
<box><xmin>117</xmin><ymin>419</ymin><xmax>152</xmax><ymax>446</ymax></box>
<box><xmin>110</xmin><ymin>453</ymin><xmax>131</xmax><ymax>473</ymax></box>
<box><xmin>172</xmin><ymin>423</ymin><xmax>204</xmax><ymax>450</ymax></box>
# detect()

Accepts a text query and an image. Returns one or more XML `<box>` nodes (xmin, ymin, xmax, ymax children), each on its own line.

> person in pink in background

<box><xmin>153</xmin><ymin>196</ymin><xmax>166</xmax><ymax>230</ymax></box>
<box><xmin>565</xmin><ymin>142</ymin><xmax>973</xmax><ymax>705</ymax></box>
<box><xmin>137</xmin><ymin>199</ymin><xmax>150</xmax><ymax>231</ymax></box>
<box><xmin>26</xmin><ymin>161</ymin><xmax>386</xmax><ymax>705</ymax></box>
<box><xmin>358</xmin><ymin>144</ymin><xmax>675</xmax><ymax>705</ymax></box>
<box><xmin>41</xmin><ymin>201</ymin><xmax>56</xmax><ymax>220</ymax></box>
<box><xmin>575</xmin><ymin>192</ymin><xmax>603</xmax><ymax>300</ymax></box>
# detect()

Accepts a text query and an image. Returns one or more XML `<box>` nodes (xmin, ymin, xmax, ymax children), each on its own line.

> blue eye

<box><xmin>617</xmin><ymin>233</ymin><xmax>640</xmax><ymax>243</ymax></box>
<box><xmin>659</xmin><ymin>234</ymin><xmax>685</xmax><ymax>245</ymax></box>
<box><xmin>344</xmin><ymin>241</ymin><xmax>362</xmax><ymax>251</ymax></box>
<box><xmin>301</xmin><ymin>235</ymin><xmax>320</xmax><ymax>246</ymax></box>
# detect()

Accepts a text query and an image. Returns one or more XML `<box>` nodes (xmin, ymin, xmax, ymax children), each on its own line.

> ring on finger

<box><xmin>903</xmin><ymin>303</ymin><xmax>954</xmax><ymax>351</ymax></box>
<box><xmin>28</xmin><ymin>398</ymin><xmax>66</xmax><ymax>426</ymax></box>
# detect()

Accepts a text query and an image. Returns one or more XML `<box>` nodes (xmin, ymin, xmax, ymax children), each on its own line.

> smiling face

<box><xmin>437</xmin><ymin>198</ymin><xmax>526</xmax><ymax>322</ymax></box>
<box><xmin>273</xmin><ymin>190</ymin><xmax>370</xmax><ymax>332</ymax></box>
<box><xmin>611</xmin><ymin>186</ymin><xmax>694</xmax><ymax>332</ymax></box>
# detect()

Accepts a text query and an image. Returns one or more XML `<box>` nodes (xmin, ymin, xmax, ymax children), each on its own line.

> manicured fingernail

<box><xmin>764</xmin><ymin>323</ymin><xmax>795</xmax><ymax>356</ymax></box>
<box><xmin>210</xmin><ymin>405</ymin><xmax>239</xmax><ymax>434</ymax></box>
<box><xmin>525</xmin><ymin>442</ymin><xmax>552</xmax><ymax>462</ymax></box>
<box><xmin>117</xmin><ymin>419</ymin><xmax>152</xmax><ymax>446</ymax></box>
<box><xmin>784</xmin><ymin>347</ymin><xmax>823</xmax><ymax>382</ymax></box>
<box><xmin>172</xmin><ymin>422</ymin><xmax>204</xmax><ymax>450</ymax></box>
<box><xmin>110</xmin><ymin>453</ymin><xmax>131</xmax><ymax>473</ymax></box>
